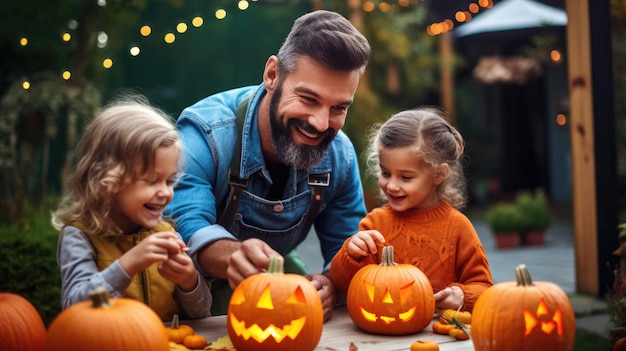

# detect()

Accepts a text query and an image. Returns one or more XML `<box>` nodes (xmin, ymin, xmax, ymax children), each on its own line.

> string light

<box><xmin>13</xmin><ymin>1</ymin><xmax>270</xmax><ymax>84</ymax></box>
<box><xmin>192</xmin><ymin>16</ymin><xmax>203</xmax><ymax>27</ymax></box>
<box><xmin>140</xmin><ymin>25</ymin><xmax>152</xmax><ymax>37</ymax></box>
<box><xmin>215</xmin><ymin>9</ymin><xmax>227</xmax><ymax>20</ymax></box>
<box><xmin>164</xmin><ymin>32</ymin><xmax>176</xmax><ymax>44</ymax></box>
<box><xmin>238</xmin><ymin>0</ymin><xmax>249</xmax><ymax>11</ymax></box>
<box><xmin>428</xmin><ymin>0</ymin><xmax>493</xmax><ymax>36</ymax></box>
<box><xmin>129</xmin><ymin>46</ymin><xmax>140</xmax><ymax>56</ymax></box>
<box><xmin>176</xmin><ymin>22</ymin><xmax>188</xmax><ymax>33</ymax></box>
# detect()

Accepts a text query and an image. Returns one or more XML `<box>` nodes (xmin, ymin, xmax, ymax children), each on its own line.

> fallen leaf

<box><xmin>349</xmin><ymin>341</ymin><xmax>358</xmax><ymax>351</ymax></box>
<box><xmin>205</xmin><ymin>335</ymin><xmax>235</xmax><ymax>350</ymax></box>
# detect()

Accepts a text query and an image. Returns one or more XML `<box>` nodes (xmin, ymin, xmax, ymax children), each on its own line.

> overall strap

<box><xmin>217</xmin><ymin>95</ymin><xmax>251</xmax><ymax>230</ymax></box>
<box><xmin>217</xmin><ymin>95</ymin><xmax>330</xmax><ymax>236</ymax></box>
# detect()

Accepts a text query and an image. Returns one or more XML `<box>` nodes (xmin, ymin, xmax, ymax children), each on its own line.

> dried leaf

<box><xmin>349</xmin><ymin>341</ymin><xmax>358</xmax><ymax>351</ymax></box>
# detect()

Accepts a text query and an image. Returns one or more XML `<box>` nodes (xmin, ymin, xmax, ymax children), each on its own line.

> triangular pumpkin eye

<box><xmin>256</xmin><ymin>285</ymin><xmax>274</xmax><ymax>310</ymax></box>
<box><xmin>363</xmin><ymin>281</ymin><xmax>375</xmax><ymax>302</ymax></box>
<box><xmin>286</xmin><ymin>286</ymin><xmax>307</xmax><ymax>304</ymax></box>
<box><xmin>399</xmin><ymin>281</ymin><xmax>415</xmax><ymax>305</ymax></box>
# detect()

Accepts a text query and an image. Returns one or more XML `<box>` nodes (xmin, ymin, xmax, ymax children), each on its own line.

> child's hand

<box><xmin>158</xmin><ymin>251</ymin><xmax>198</xmax><ymax>292</ymax></box>
<box><xmin>434</xmin><ymin>286</ymin><xmax>465</xmax><ymax>315</ymax></box>
<box><xmin>347</xmin><ymin>230</ymin><xmax>385</xmax><ymax>260</ymax></box>
<box><xmin>119</xmin><ymin>232</ymin><xmax>185</xmax><ymax>276</ymax></box>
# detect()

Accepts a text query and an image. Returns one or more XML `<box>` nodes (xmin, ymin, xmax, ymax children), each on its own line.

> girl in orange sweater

<box><xmin>329</xmin><ymin>107</ymin><xmax>492</xmax><ymax>313</ymax></box>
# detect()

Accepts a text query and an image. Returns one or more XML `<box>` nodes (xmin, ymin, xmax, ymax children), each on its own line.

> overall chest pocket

<box><xmin>229</xmin><ymin>190</ymin><xmax>313</xmax><ymax>255</ymax></box>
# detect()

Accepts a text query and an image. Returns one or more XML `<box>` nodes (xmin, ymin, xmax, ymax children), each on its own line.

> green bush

<box><xmin>515</xmin><ymin>188</ymin><xmax>551</xmax><ymax>231</ymax></box>
<box><xmin>485</xmin><ymin>203</ymin><xmax>524</xmax><ymax>234</ymax></box>
<box><xmin>0</xmin><ymin>205</ymin><xmax>61</xmax><ymax>326</ymax></box>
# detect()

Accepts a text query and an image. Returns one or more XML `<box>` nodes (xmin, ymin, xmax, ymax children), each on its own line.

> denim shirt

<box><xmin>166</xmin><ymin>84</ymin><xmax>367</xmax><ymax>274</ymax></box>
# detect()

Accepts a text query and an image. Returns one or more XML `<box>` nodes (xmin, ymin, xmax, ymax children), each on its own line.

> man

<box><xmin>166</xmin><ymin>10</ymin><xmax>371</xmax><ymax>320</ymax></box>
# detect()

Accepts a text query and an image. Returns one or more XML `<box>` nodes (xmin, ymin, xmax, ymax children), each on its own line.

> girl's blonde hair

<box><xmin>51</xmin><ymin>95</ymin><xmax>180</xmax><ymax>236</ymax></box>
<box><xmin>366</xmin><ymin>107</ymin><xmax>468</xmax><ymax>209</ymax></box>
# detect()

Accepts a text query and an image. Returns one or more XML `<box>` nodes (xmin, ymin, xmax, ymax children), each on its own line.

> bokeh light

<box><xmin>140</xmin><ymin>25</ymin><xmax>152</xmax><ymax>36</ymax></box>
<box><xmin>164</xmin><ymin>32</ymin><xmax>176</xmax><ymax>43</ymax></box>
<box><xmin>192</xmin><ymin>16</ymin><xmax>203</xmax><ymax>27</ymax></box>
<box><xmin>215</xmin><ymin>9</ymin><xmax>226</xmax><ymax>19</ymax></box>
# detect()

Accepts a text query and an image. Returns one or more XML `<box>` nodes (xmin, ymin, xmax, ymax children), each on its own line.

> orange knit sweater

<box><xmin>329</xmin><ymin>201</ymin><xmax>493</xmax><ymax>312</ymax></box>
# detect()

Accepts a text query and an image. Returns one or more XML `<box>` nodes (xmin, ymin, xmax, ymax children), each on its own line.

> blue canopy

<box><xmin>455</xmin><ymin>0</ymin><xmax>567</xmax><ymax>38</ymax></box>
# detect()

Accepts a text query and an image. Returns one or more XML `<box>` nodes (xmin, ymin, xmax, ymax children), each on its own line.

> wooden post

<box><xmin>565</xmin><ymin>0</ymin><xmax>617</xmax><ymax>296</ymax></box>
<box><xmin>440</xmin><ymin>31</ymin><xmax>455</xmax><ymax>124</ymax></box>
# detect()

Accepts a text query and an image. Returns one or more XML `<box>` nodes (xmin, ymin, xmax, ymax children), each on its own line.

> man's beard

<box><xmin>269</xmin><ymin>82</ymin><xmax>336</xmax><ymax>169</ymax></box>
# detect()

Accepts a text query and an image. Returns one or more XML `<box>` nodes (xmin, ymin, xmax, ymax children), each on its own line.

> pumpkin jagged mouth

<box><xmin>229</xmin><ymin>313</ymin><xmax>306</xmax><ymax>343</ymax></box>
<box><xmin>360</xmin><ymin>305</ymin><xmax>417</xmax><ymax>324</ymax></box>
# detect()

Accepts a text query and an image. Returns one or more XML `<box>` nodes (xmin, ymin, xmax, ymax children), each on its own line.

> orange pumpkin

<box><xmin>183</xmin><ymin>334</ymin><xmax>208</xmax><ymax>349</ymax></box>
<box><xmin>0</xmin><ymin>292</ymin><xmax>47</xmax><ymax>351</ymax></box>
<box><xmin>432</xmin><ymin>321</ymin><xmax>456</xmax><ymax>335</ymax></box>
<box><xmin>440</xmin><ymin>309</ymin><xmax>472</xmax><ymax>324</ymax></box>
<box><xmin>167</xmin><ymin>314</ymin><xmax>195</xmax><ymax>343</ymax></box>
<box><xmin>472</xmin><ymin>264</ymin><xmax>576</xmax><ymax>351</ymax></box>
<box><xmin>615</xmin><ymin>336</ymin><xmax>626</xmax><ymax>351</ymax></box>
<box><xmin>43</xmin><ymin>286</ymin><xmax>169</xmax><ymax>351</ymax></box>
<box><xmin>410</xmin><ymin>340</ymin><xmax>440</xmax><ymax>351</ymax></box>
<box><xmin>346</xmin><ymin>245</ymin><xmax>435</xmax><ymax>335</ymax></box>
<box><xmin>227</xmin><ymin>257</ymin><xmax>324</xmax><ymax>351</ymax></box>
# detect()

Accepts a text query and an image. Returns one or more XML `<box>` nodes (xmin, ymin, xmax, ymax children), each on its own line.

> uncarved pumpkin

<box><xmin>0</xmin><ymin>292</ymin><xmax>47</xmax><ymax>351</ymax></box>
<box><xmin>227</xmin><ymin>257</ymin><xmax>324</xmax><ymax>351</ymax></box>
<box><xmin>346</xmin><ymin>245</ymin><xmax>435</xmax><ymax>335</ymax></box>
<box><xmin>472</xmin><ymin>264</ymin><xmax>576</xmax><ymax>351</ymax></box>
<box><xmin>42</xmin><ymin>286</ymin><xmax>169</xmax><ymax>351</ymax></box>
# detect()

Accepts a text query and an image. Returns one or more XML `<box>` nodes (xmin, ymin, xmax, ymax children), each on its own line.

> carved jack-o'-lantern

<box><xmin>472</xmin><ymin>264</ymin><xmax>576</xmax><ymax>351</ymax></box>
<box><xmin>227</xmin><ymin>257</ymin><xmax>323</xmax><ymax>351</ymax></box>
<box><xmin>346</xmin><ymin>246</ymin><xmax>435</xmax><ymax>335</ymax></box>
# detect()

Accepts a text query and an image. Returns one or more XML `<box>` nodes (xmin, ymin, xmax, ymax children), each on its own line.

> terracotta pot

<box><xmin>521</xmin><ymin>230</ymin><xmax>545</xmax><ymax>246</ymax></box>
<box><xmin>493</xmin><ymin>232</ymin><xmax>518</xmax><ymax>249</ymax></box>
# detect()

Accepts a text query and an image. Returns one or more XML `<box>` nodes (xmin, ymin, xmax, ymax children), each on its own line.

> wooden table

<box><xmin>182</xmin><ymin>306</ymin><xmax>475</xmax><ymax>351</ymax></box>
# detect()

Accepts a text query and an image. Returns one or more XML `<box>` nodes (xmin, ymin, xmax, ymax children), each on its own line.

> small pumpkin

<box><xmin>183</xmin><ymin>334</ymin><xmax>208</xmax><ymax>349</ymax></box>
<box><xmin>227</xmin><ymin>257</ymin><xmax>324</xmax><ymax>351</ymax></box>
<box><xmin>410</xmin><ymin>340</ymin><xmax>440</xmax><ymax>351</ymax></box>
<box><xmin>0</xmin><ymin>292</ymin><xmax>47</xmax><ymax>351</ymax></box>
<box><xmin>472</xmin><ymin>264</ymin><xmax>576</xmax><ymax>351</ymax></box>
<box><xmin>432</xmin><ymin>321</ymin><xmax>456</xmax><ymax>335</ymax></box>
<box><xmin>167</xmin><ymin>314</ymin><xmax>195</xmax><ymax>343</ymax></box>
<box><xmin>440</xmin><ymin>309</ymin><xmax>471</xmax><ymax>324</ymax></box>
<box><xmin>449</xmin><ymin>327</ymin><xmax>470</xmax><ymax>341</ymax></box>
<box><xmin>346</xmin><ymin>245</ymin><xmax>435</xmax><ymax>335</ymax></box>
<box><xmin>43</xmin><ymin>286</ymin><xmax>169</xmax><ymax>351</ymax></box>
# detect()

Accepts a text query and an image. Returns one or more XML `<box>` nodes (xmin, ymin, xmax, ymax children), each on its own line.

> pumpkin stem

<box><xmin>89</xmin><ymin>286</ymin><xmax>113</xmax><ymax>308</ymax></box>
<box><xmin>514</xmin><ymin>264</ymin><xmax>535</xmax><ymax>286</ymax></box>
<box><xmin>267</xmin><ymin>257</ymin><xmax>284</xmax><ymax>274</ymax></box>
<box><xmin>172</xmin><ymin>314</ymin><xmax>180</xmax><ymax>328</ymax></box>
<box><xmin>380</xmin><ymin>246</ymin><xmax>398</xmax><ymax>267</ymax></box>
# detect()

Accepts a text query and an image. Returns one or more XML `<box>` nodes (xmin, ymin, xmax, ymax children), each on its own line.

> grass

<box><xmin>575</xmin><ymin>328</ymin><xmax>612</xmax><ymax>350</ymax></box>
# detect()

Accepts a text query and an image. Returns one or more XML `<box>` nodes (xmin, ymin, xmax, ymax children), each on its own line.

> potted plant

<box><xmin>485</xmin><ymin>203</ymin><xmax>523</xmax><ymax>249</ymax></box>
<box><xmin>515</xmin><ymin>188</ymin><xmax>551</xmax><ymax>246</ymax></box>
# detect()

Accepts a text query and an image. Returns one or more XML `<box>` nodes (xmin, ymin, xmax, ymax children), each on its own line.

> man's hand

<box><xmin>305</xmin><ymin>273</ymin><xmax>337</xmax><ymax>322</ymax></box>
<box><xmin>227</xmin><ymin>238</ymin><xmax>282</xmax><ymax>289</ymax></box>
